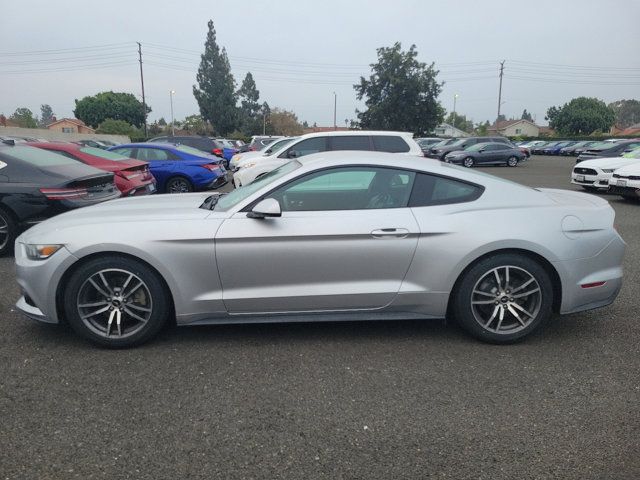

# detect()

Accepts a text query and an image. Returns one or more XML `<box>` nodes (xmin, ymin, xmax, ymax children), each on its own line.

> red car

<box><xmin>27</xmin><ymin>142</ymin><xmax>156</xmax><ymax>196</ymax></box>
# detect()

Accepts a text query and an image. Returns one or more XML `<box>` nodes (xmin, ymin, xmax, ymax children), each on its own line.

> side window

<box><xmin>112</xmin><ymin>147</ymin><xmax>135</xmax><ymax>158</ymax></box>
<box><xmin>329</xmin><ymin>136</ymin><xmax>372</xmax><ymax>151</ymax></box>
<box><xmin>280</xmin><ymin>137</ymin><xmax>328</xmax><ymax>159</ymax></box>
<box><xmin>137</xmin><ymin>148</ymin><xmax>171</xmax><ymax>161</ymax></box>
<box><xmin>409</xmin><ymin>173</ymin><xmax>483</xmax><ymax>207</ymax></box>
<box><xmin>372</xmin><ymin>135</ymin><xmax>410</xmax><ymax>153</ymax></box>
<box><xmin>268</xmin><ymin>167</ymin><xmax>415</xmax><ymax>211</ymax></box>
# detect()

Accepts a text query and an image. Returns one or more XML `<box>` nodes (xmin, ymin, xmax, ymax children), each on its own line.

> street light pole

<box><xmin>169</xmin><ymin>90</ymin><xmax>175</xmax><ymax>136</ymax></box>
<box><xmin>453</xmin><ymin>94</ymin><xmax>459</xmax><ymax>131</ymax></box>
<box><xmin>333</xmin><ymin>92</ymin><xmax>337</xmax><ymax>130</ymax></box>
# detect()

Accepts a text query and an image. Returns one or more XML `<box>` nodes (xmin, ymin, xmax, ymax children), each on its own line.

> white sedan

<box><xmin>608</xmin><ymin>162</ymin><xmax>640</xmax><ymax>201</ymax></box>
<box><xmin>571</xmin><ymin>153</ymin><xmax>640</xmax><ymax>191</ymax></box>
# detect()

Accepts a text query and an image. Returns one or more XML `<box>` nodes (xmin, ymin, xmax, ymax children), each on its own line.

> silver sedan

<box><xmin>15</xmin><ymin>151</ymin><xmax>625</xmax><ymax>347</ymax></box>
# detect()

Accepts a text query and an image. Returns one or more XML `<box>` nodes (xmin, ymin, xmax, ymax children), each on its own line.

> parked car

<box><xmin>559</xmin><ymin>141</ymin><xmax>595</xmax><ymax>156</ymax></box>
<box><xmin>108</xmin><ymin>143</ymin><xmax>227</xmax><ymax>193</ymax></box>
<box><xmin>230</xmin><ymin>137</ymin><xmax>296</xmax><ymax>171</ymax></box>
<box><xmin>444</xmin><ymin>142</ymin><xmax>526</xmax><ymax>167</ymax></box>
<box><xmin>248</xmin><ymin>136</ymin><xmax>284</xmax><ymax>151</ymax></box>
<box><xmin>0</xmin><ymin>144</ymin><xmax>120</xmax><ymax>255</ymax></box>
<box><xmin>571</xmin><ymin>148</ymin><xmax>640</xmax><ymax>191</ymax></box>
<box><xmin>544</xmin><ymin>141</ymin><xmax>578</xmax><ymax>155</ymax></box>
<box><xmin>233</xmin><ymin>131</ymin><xmax>422</xmax><ymax>187</ymax></box>
<box><xmin>520</xmin><ymin>140</ymin><xmax>547</xmax><ymax>150</ymax></box>
<box><xmin>531</xmin><ymin>142</ymin><xmax>553</xmax><ymax>155</ymax></box>
<box><xmin>14</xmin><ymin>151</ymin><xmax>625</xmax><ymax>347</ymax></box>
<box><xmin>576</xmin><ymin>140</ymin><xmax>640</xmax><ymax>163</ymax></box>
<box><xmin>415</xmin><ymin>137</ymin><xmax>441</xmax><ymax>154</ymax></box>
<box><xmin>148</xmin><ymin>136</ymin><xmax>226</xmax><ymax>160</ymax></box>
<box><xmin>75</xmin><ymin>139</ymin><xmax>110</xmax><ymax>149</ymax></box>
<box><xmin>426</xmin><ymin>137</ymin><xmax>513</xmax><ymax>160</ymax></box>
<box><xmin>215</xmin><ymin>138</ymin><xmax>239</xmax><ymax>162</ymax></box>
<box><xmin>608</xmin><ymin>163</ymin><xmax>640</xmax><ymax>201</ymax></box>
<box><xmin>27</xmin><ymin>142</ymin><xmax>156</xmax><ymax>196</ymax></box>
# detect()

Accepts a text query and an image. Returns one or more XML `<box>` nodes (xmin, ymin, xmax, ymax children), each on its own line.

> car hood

<box><xmin>613</xmin><ymin>163</ymin><xmax>640</xmax><ymax>176</ymax></box>
<box><xmin>19</xmin><ymin>192</ymin><xmax>216</xmax><ymax>243</ymax></box>
<box><xmin>576</xmin><ymin>157</ymin><xmax>640</xmax><ymax>170</ymax></box>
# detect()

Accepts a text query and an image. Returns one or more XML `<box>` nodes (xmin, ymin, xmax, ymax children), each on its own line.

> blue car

<box><xmin>108</xmin><ymin>143</ymin><xmax>228</xmax><ymax>193</ymax></box>
<box><xmin>216</xmin><ymin>139</ymin><xmax>239</xmax><ymax>163</ymax></box>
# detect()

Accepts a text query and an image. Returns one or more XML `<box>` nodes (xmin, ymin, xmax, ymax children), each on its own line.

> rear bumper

<box><xmin>201</xmin><ymin>173</ymin><xmax>229</xmax><ymax>191</ymax></box>
<box><xmin>555</xmin><ymin>234</ymin><xmax>626</xmax><ymax>314</ymax></box>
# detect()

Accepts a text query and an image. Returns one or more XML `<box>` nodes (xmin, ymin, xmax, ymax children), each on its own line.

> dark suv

<box><xmin>427</xmin><ymin>136</ymin><xmax>513</xmax><ymax>160</ymax></box>
<box><xmin>148</xmin><ymin>136</ymin><xmax>225</xmax><ymax>158</ymax></box>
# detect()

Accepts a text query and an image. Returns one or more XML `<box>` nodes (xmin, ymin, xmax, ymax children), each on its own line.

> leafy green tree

<box><xmin>182</xmin><ymin>114</ymin><xmax>211</xmax><ymax>135</ymax></box>
<box><xmin>9</xmin><ymin>108</ymin><xmax>38</xmax><ymax>128</ymax></box>
<box><xmin>39</xmin><ymin>104</ymin><xmax>55</xmax><ymax>127</ymax></box>
<box><xmin>354</xmin><ymin>42</ymin><xmax>444</xmax><ymax>135</ymax></box>
<box><xmin>269</xmin><ymin>108</ymin><xmax>304</xmax><ymax>136</ymax></box>
<box><xmin>74</xmin><ymin>91</ymin><xmax>150</xmax><ymax>128</ymax></box>
<box><xmin>496</xmin><ymin>114</ymin><xmax>506</xmax><ymax>122</ymax></box>
<box><xmin>521</xmin><ymin>109</ymin><xmax>533</xmax><ymax>122</ymax></box>
<box><xmin>546</xmin><ymin>97</ymin><xmax>615</xmax><ymax>135</ymax></box>
<box><xmin>237</xmin><ymin>72</ymin><xmax>262</xmax><ymax>135</ymax></box>
<box><xmin>96</xmin><ymin>118</ymin><xmax>136</xmax><ymax>135</ymax></box>
<box><xmin>445</xmin><ymin>112</ymin><xmax>473</xmax><ymax>133</ymax></box>
<box><xmin>608</xmin><ymin>99</ymin><xmax>640</xmax><ymax>128</ymax></box>
<box><xmin>475</xmin><ymin>120</ymin><xmax>490</xmax><ymax>136</ymax></box>
<box><xmin>193</xmin><ymin>20</ymin><xmax>238</xmax><ymax>135</ymax></box>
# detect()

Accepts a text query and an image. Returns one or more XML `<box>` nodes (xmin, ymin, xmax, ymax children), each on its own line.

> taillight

<box><xmin>201</xmin><ymin>164</ymin><xmax>220</xmax><ymax>172</ymax></box>
<box><xmin>39</xmin><ymin>187</ymin><xmax>88</xmax><ymax>200</ymax></box>
<box><xmin>212</xmin><ymin>148</ymin><xmax>223</xmax><ymax>156</ymax></box>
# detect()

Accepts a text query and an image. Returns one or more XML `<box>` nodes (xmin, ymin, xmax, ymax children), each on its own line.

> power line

<box><xmin>0</xmin><ymin>42</ymin><xmax>134</xmax><ymax>57</ymax></box>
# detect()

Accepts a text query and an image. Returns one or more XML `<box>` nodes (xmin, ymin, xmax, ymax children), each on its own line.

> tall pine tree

<box><xmin>193</xmin><ymin>20</ymin><xmax>237</xmax><ymax>135</ymax></box>
<box><xmin>237</xmin><ymin>72</ymin><xmax>261</xmax><ymax>135</ymax></box>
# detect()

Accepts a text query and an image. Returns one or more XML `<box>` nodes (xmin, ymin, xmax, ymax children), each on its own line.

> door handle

<box><xmin>371</xmin><ymin>228</ymin><xmax>410</xmax><ymax>239</ymax></box>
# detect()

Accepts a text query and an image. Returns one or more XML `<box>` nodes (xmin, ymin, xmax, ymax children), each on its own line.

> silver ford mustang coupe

<box><xmin>15</xmin><ymin>151</ymin><xmax>625</xmax><ymax>347</ymax></box>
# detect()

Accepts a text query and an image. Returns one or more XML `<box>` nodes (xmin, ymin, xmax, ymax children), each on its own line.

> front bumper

<box><xmin>608</xmin><ymin>183</ymin><xmax>640</xmax><ymax>198</ymax></box>
<box><xmin>571</xmin><ymin>171</ymin><xmax>611</xmax><ymax>189</ymax></box>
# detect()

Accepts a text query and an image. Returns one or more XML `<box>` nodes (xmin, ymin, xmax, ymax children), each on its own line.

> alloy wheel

<box><xmin>77</xmin><ymin>269</ymin><xmax>153</xmax><ymax>339</ymax></box>
<box><xmin>463</xmin><ymin>157</ymin><xmax>474</xmax><ymax>168</ymax></box>
<box><xmin>470</xmin><ymin>265</ymin><xmax>542</xmax><ymax>335</ymax></box>
<box><xmin>507</xmin><ymin>156</ymin><xmax>518</xmax><ymax>167</ymax></box>
<box><xmin>0</xmin><ymin>214</ymin><xmax>8</xmax><ymax>251</ymax></box>
<box><xmin>167</xmin><ymin>178</ymin><xmax>191</xmax><ymax>193</ymax></box>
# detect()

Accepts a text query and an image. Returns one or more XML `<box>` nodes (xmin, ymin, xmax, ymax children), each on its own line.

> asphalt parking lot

<box><xmin>1</xmin><ymin>155</ymin><xmax>638</xmax><ymax>479</ymax></box>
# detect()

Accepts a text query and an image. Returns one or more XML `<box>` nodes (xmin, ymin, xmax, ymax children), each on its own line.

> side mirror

<box><xmin>478</xmin><ymin>149</ymin><xmax>485</xmax><ymax>153</ymax></box>
<box><xmin>287</xmin><ymin>150</ymin><xmax>298</xmax><ymax>158</ymax></box>
<box><xmin>247</xmin><ymin>198</ymin><xmax>281</xmax><ymax>219</ymax></box>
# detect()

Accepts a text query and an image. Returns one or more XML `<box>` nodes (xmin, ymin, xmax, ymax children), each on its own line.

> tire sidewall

<box><xmin>63</xmin><ymin>256</ymin><xmax>170</xmax><ymax>348</ymax></box>
<box><xmin>0</xmin><ymin>208</ymin><xmax>16</xmax><ymax>256</ymax></box>
<box><xmin>452</xmin><ymin>253</ymin><xmax>553</xmax><ymax>343</ymax></box>
<box><xmin>464</xmin><ymin>157</ymin><xmax>474</xmax><ymax>168</ymax></box>
<box><xmin>166</xmin><ymin>176</ymin><xmax>193</xmax><ymax>194</ymax></box>
<box><xmin>507</xmin><ymin>156</ymin><xmax>518</xmax><ymax>167</ymax></box>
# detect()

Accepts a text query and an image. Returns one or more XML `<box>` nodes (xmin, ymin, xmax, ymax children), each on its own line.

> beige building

<box><xmin>488</xmin><ymin>119</ymin><xmax>540</xmax><ymax>137</ymax></box>
<box><xmin>47</xmin><ymin>118</ymin><xmax>95</xmax><ymax>134</ymax></box>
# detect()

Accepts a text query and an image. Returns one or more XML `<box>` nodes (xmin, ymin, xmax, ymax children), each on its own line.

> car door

<box><xmin>135</xmin><ymin>147</ymin><xmax>177</xmax><ymax>187</ymax></box>
<box><xmin>490</xmin><ymin>144</ymin><xmax>512</xmax><ymax>163</ymax></box>
<box><xmin>215</xmin><ymin>166</ymin><xmax>420</xmax><ymax>314</ymax></box>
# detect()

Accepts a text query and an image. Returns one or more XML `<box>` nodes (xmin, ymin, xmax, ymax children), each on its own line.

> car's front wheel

<box><xmin>0</xmin><ymin>208</ymin><xmax>16</xmax><ymax>256</ymax></box>
<box><xmin>463</xmin><ymin>157</ymin><xmax>474</xmax><ymax>168</ymax></box>
<box><xmin>451</xmin><ymin>253</ymin><xmax>553</xmax><ymax>343</ymax></box>
<box><xmin>506</xmin><ymin>156</ymin><xmax>519</xmax><ymax>167</ymax></box>
<box><xmin>63</xmin><ymin>255</ymin><xmax>170</xmax><ymax>348</ymax></box>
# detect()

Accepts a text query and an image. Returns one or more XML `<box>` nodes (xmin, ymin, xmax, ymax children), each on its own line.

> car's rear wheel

<box><xmin>506</xmin><ymin>156</ymin><xmax>519</xmax><ymax>167</ymax></box>
<box><xmin>63</xmin><ymin>256</ymin><xmax>170</xmax><ymax>348</ymax></box>
<box><xmin>166</xmin><ymin>176</ymin><xmax>193</xmax><ymax>194</ymax></box>
<box><xmin>463</xmin><ymin>157</ymin><xmax>474</xmax><ymax>168</ymax></box>
<box><xmin>451</xmin><ymin>253</ymin><xmax>553</xmax><ymax>343</ymax></box>
<box><xmin>0</xmin><ymin>208</ymin><xmax>16</xmax><ymax>256</ymax></box>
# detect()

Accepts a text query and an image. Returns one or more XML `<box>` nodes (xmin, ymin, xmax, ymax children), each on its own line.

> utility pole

<box><xmin>333</xmin><ymin>92</ymin><xmax>337</xmax><ymax>130</ymax></box>
<box><xmin>453</xmin><ymin>94</ymin><xmax>459</xmax><ymax>130</ymax></box>
<box><xmin>137</xmin><ymin>42</ymin><xmax>148</xmax><ymax>139</ymax></box>
<box><xmin>169</xmin><ymin>90</ymin><xmax>175</xmax><ymax>136</ymax></box>
<box><xmin>497</xmin><ymin>60</ymin><xmax>505</xmax><ymax>125</ymax></box>
<box><xmin>262</xmin><ymin>113</ymin><xmax>266</xmax><ymax>135</ymax></box>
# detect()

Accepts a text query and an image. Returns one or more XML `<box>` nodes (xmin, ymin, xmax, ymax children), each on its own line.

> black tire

<box><xmin>463</xmin><ymin>157</ymin><xmax>474</xmax><ymax>168</ymax></box>
<box><xmin>63</xmin><ymin>255</ymin><xmax>171</xmax><ymax>348</ymax></box>
<box><xmin>165</xmin><ymin>176</ymin><xmax>194</xmax><ymax>194</ymax></box>
<box><xmin>506</xmin><ymin>156</ymin><xmax>519</xmax><ymax>167</ymax></box>
<box><xmin>451</xmin><ymin>253</ymin><xmax>553</xmax><ymax>344</ymax></box>
<box><xmin>0</xmin><ymin>208</ymin><xmax>17</xmax><ymax>256</ymax></box>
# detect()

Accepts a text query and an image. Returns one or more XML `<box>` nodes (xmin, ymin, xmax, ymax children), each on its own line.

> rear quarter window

<box><xmin>409</xmin><ymin>173</ymin><xmax>483</xmax><ymax>207</ymax></box>
<box><xmin>372</xmin><ymin>135</ymin><xmax>410</xmax><ymax>153</ymax></box>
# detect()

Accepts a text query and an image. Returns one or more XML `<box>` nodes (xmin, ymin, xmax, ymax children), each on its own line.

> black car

<box><xmin>576</xmin><ymin>140</ymin><xmax>640</xmax><ymax>163</ymax></box>
<box><xmin>444</xmin><ymin>142</ymin><xmax>526</xmax><ymax>167</ymax></box>
<box><xmin>0</xmin><ymin>144</ymin><xmax>120</xmax><ymax>255</ymax></box>
<box><xmin>427</xmin><ymin>136</ymin><xmax>513</xmax><ymax>160</ymax></box>
<box><xmin>148</xmin><ymin>136</ymin><xmax>225</xmax><ymax>158</ymax></box>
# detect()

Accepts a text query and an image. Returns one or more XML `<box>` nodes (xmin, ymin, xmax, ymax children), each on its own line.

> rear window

<box><xmin>409</xmin><ymin>172</ymin><xmax>483</xmax><ymax>207</ymax></box>
<box><xmin>176</xmin><ymin>145</ymin><xmax>210</xmax><ymax>157</ymax></box>
<box><xmin>330</xmin><ymin>136</ymin><xmax>371</xmax><ymax>151</ymax></box>
<box><xmin>373</xmin><ymin>135</ymin><xmax>410</xmax><ymax>153</ymax></box>
<box><xmin>1</xmin><ymin>145</ymin><xmax>78</xmax><ymax>166</ymax></box>
<box><xmin>80</xmin><ymin>147</ymin><xmax>132</xmax><ymax>161</ymax></box>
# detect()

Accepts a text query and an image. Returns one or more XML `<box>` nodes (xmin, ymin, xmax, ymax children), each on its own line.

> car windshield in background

<box><xmin>449</xmin><ymin>139</ymin><xmax>467</xmax><ymax>147</ymax></box>
<box><xmin>215</xmin><ymin>160</ymin><xmax>301</xmax><ymax>211</ymax></box>
<box><xmin>176</xmin><ymin>145</ymin><xmax>211</xmax><ymax>157</ymax></box>
<box><xmin>1</xmin><ymin>146</ymin><xmax>78</xmax><ymax>166</ymax></box>
<box><xmin>263</xmin><ymin>138</ymin><xmax>297</xmax><ymax>155</ymax></box>
<box><xmin>80</xmin><ymin>147</ymin><xmax>132</xmax><ymax>161</ymax></box>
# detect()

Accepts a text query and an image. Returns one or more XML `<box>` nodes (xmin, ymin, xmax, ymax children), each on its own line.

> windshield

<box><xmin>623</xmin><ymin>148</ymin><xmax>640</xmax><ymax>159</ymax></box>
<box><xmin>215</xmin><ymin>161</ymin><xmax>302</xmax><ymax>211</ymax></box>
<box><xmin>176</xmin><ymin>145</ymin><xmax>211</xmax><ymax>157</ymax></box>
<box><xmin>80</xmin><ymin>147</ymin><xmax>132</xmax><ymax>161</ymax></box>
<box><xmin>1</xmin><ymin>145</ymin><xmax>78</xmax><ymax>166</ymax></box>
<box><xmin>263</xmin><ymin>138</ymin><xmax>297</xmax><ymax>155</ymax></box>
<box><xmin>449</xmin><ymin>138</ymin><xmax>467</xmax><ymax>147</ymax></box>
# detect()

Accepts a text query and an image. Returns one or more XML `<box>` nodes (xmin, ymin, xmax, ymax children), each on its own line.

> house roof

<box><xmin>489</xmin><ymin>119</ymin><xmax>538</xmax><ymax>131</ymax></box>
<box><xmin>47</xmin><ymin>118</ymin><xmax>89</xmax><ymax>128</ymax></box>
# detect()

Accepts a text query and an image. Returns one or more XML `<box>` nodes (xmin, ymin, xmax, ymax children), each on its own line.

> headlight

<box><xmin>25</xmin><ymin>244</ymin><xmax>64</xmax><ymax>260</ymax></box>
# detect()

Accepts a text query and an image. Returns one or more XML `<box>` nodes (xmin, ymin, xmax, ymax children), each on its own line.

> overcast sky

<box><xmin>2</xmin><ymin>0</ymin><xmax>639</xmax><ymax>129</ymax></box>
